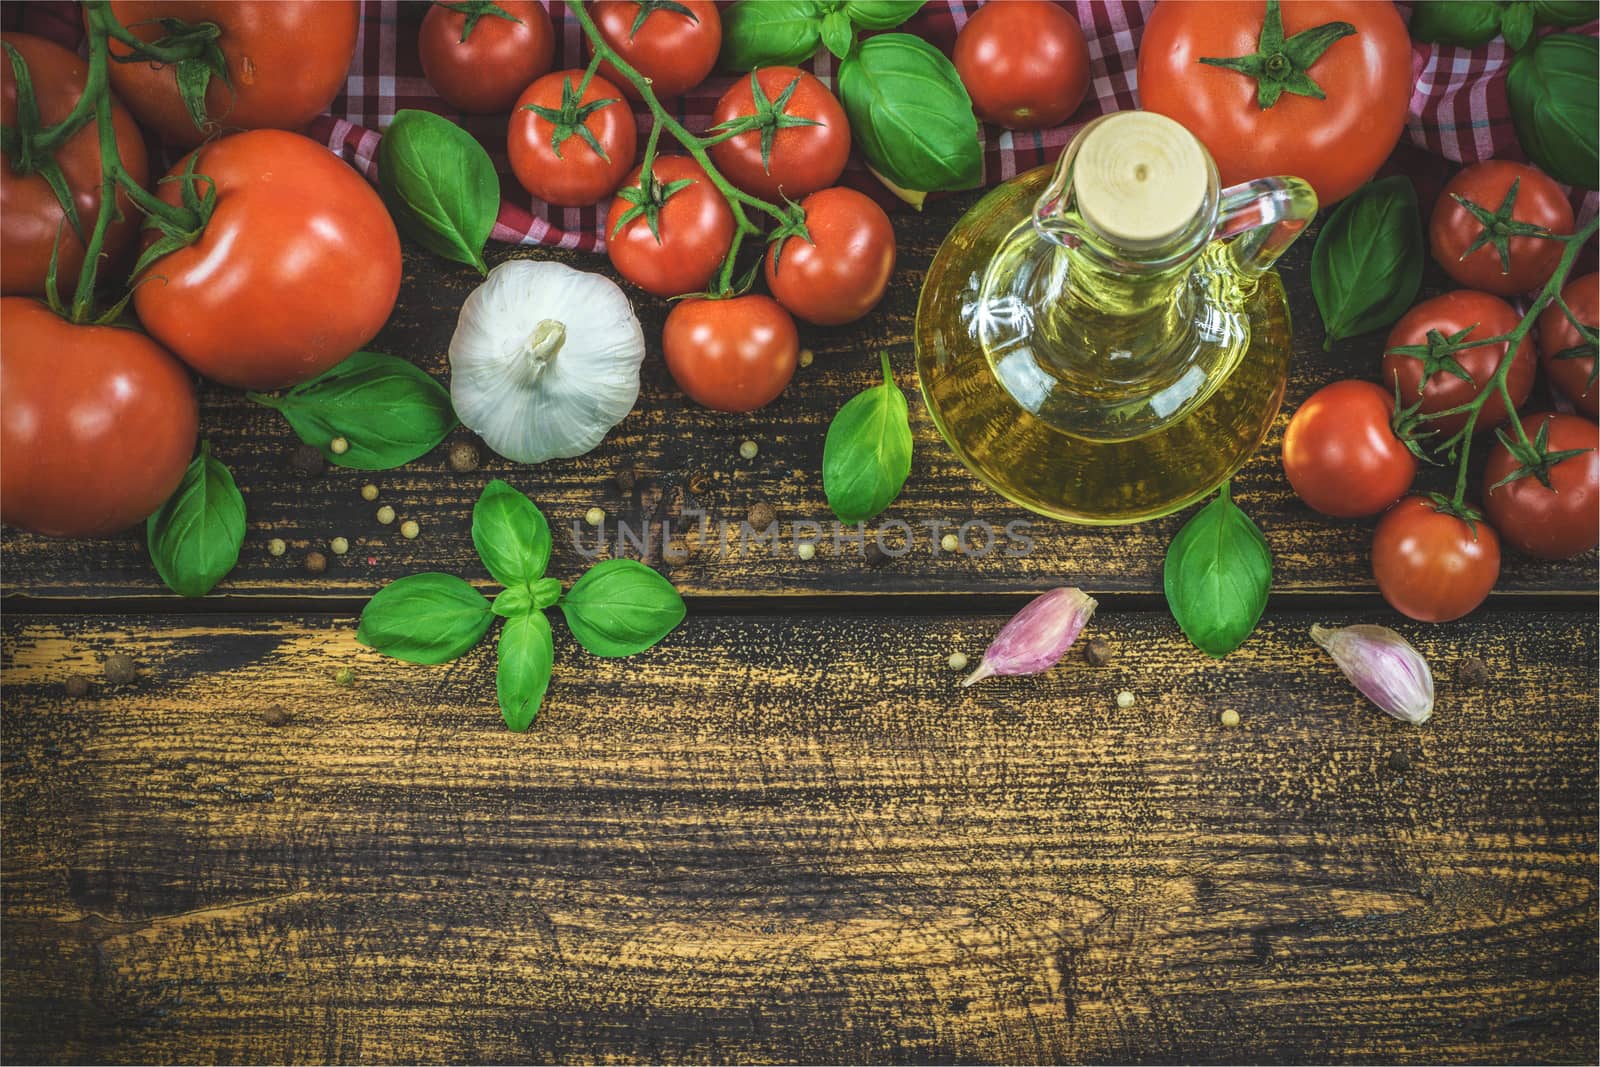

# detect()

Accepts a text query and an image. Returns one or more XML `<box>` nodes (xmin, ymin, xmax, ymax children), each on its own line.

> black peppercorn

<box><xmin>1457</xmin><ymin>656</ymin><xmax>1490</xmax><ymax>686</ymax></box>
<box><xmin>103</xmin><ymin>653</ymin><xmax>137</xmax><ymax>685</ymax></box>
<box><xmin>289</xmin><ymin>443</ymin><xmax>324</xmax><ymax>477</ymax></box>
<box><xmin>447</xmin><ymin>441</ymin><xmax>480</xmax><ymax>473</ymax></box>
<box><xmin>63</xmin><ymin>675</ymin><xmax>91</xmax><ymax>698</ymax></box>
<box><xmin>304</xmin><ymin>550</ymin><xmax>328</xmax><ymax>575</ymax></box>
<box><xmin>263</xmin><ymin>704</ymin><xmax>294</xmax><ymax>727</ymax></box>
<box><xmin>1083</xmin><ymin>637</ymin><xmax>1114</xmax><ymax>666</ymax></box>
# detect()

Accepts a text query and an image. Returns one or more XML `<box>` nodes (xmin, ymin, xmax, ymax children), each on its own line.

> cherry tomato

<box><xmin>1537</xmin><ymin>272</ymin><xmax>1598</xmax><ymax>418</ymax></box>
<box><xmin>133</xmin><ymin>130</ymin><xmax>401</xmax><ymax>391</ymax></box>
<box><xmin>663</xmin><ymin>295</ymin><xmax>798</xmax><ymax>412</ymax></box>
<box><xmin>605</xmin><ymin>156</ymin><xmax>734</xmax><ymax>299</ymax></box>
<box><xmin>1281</xmin><ymin>379</ymin><xmax>1417</xmax><ymax>517</ymax></box>
<box><xmin>104</xmin><ymin>1</ymin><xmax>358</xmax><ymax>147</ymax></box>
<box><xmin>420</xmin><ymin>0</ymin><xmax>554</xmax><ymax>115</ymax></box>
<box><xmin>1</xmin><ymin>297</ymin><xmax>198</xmax><ymax>537</ymax></box>
<box><xmin>1372</xmin><ymin>496</ymin><xmax>1501</xmax><ymax>623</ymax></box>
<box><xmin>1382</xmin><ymin>290</ymin><xmax>1535</xmax><ymax>435</ymax></box>
<box><xmin>1</xmin><ymin>33</ymin><xmax>148</xmax><ymax>298</ymax></box>
<box><xmin>953</xmin><ymin>0</ymin><xmax>1090</xmax><ymax>130</ymax></box>
<box><xmin>764</xmin><ymin>187</ymin><xmax>896</xmax><ymax>327</ymax></box>
<box><xmin>708</xmin><ymin>68</ymin><xmax>850</xmax><ymax>203</ymax></box>
<box><xmin>1430</xmin><ymin>161</ymin><xmax>1573</xmax><ymax>297</ymax></box>
<box><xmin>509</xmin><ymin>71</ymin><xmax>637</xmax><ymax>207</ymax></box>
<box><xmin>589</xmin><ymin>0</ymin><xmax>720</xmax><ymax>101</ymax></box>
<box><xmin>1138</xmin><ymin>0</ymin><xmax>1410</xmax><ymax>205</ymax></box>
<box><xmin>1482</xmin><ymin>413</ymin><xmax>1599</xmax><ymax>559</ymax></box>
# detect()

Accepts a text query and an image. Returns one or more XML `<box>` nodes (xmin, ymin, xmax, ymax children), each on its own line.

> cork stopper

<box><xmin>1073</xmin><ymin>111</ymin><xmax>1208</xmax><ymax>249</ymax></box>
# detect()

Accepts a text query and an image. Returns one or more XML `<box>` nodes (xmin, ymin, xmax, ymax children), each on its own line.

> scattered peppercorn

<box><xmin>1388</xmin><ymin>750</ymin><xmax>1411</xmax><ymax>772</ymax></box>
<box><xmin>1115</xmin><ymin>689</ymin><xmax>1135</xmax><ymax>709</ymax></box>
<box><xmin>940</xmin><ymin>533</ymin><xmax>959</xmax><ymax>553</ymax></box>
<box><xmin>747</xmin><ymin>501</ymin><xmax>777</xmax><ymax>529</ymax></box>
<box><xmin>585</xmin><ymin>507</ymin><xmax>605</xmax><ymax>527</ymax></box>
<box><xmin>797</xmin><ymin>542</ymin><xmax>816</xmax><ymax>561</ymax></box>
<box><xmin>334</xmin><ymin>667</ymin><xmax>355</xmax><ymax>687</ymax></box>
<box><xmin>305</xmin><ymin>550</ymin><xmax>328</xmax><ymax>574</ymax></box>
<box><xmin>863</xmin><ymin>540</ymin><xmax>890</xmax><ymax>568</ymax></box>
<box><xmin>400</xmin><ymin>520</ymin><xmax>420</xmax><ymax>539</ymax></box>
<box><xmin>361</xmin><ymin>484</ymin><xmax>379</xmax><ymax>502</ymax></box>
<box><xmin>267</xmin><ymin>537</ymin><xmax>287</xmax><ymax>557</ymax></box>
<box><xmin>263</xmin><ymin>704</ymin><xmax>293</xmax><ymax>727</ymax></box>
<box><xmin>329</xmin><ymin>537</ymin><xmax>349</xmax><ymax>556</ymax></box>
<box><xmin>613</xmin><ymin>464</ymin><xmax>637</xmax><ymax>494</ymax></box>
<box><xmin>63</xmin><ymin>675</ymin><xmax>91</xmax><ymax>698</ymax></box>
<box><xmin>1083</xmin><ymin>637</ymin><xmax>1114</xmax><ymax>666</ymax></box>
<box><xmin>447</xmin><ymin>441</ymin><xmax>480</xmax><ymax>473</ymax></box>
<box><xmin>739</xmin><ymin>439</ymin><xmax>758</xmax><ymax>460</ymax></box>
<box><xmin>1220</xmin><ymin>708</ymin><xmax>1240</xmax><ymax>728</ymax></box>
<box><xmin>103</xmin><ymin>653</ymin><xmax>137</xmax><ymax>686</ymax></box>
<box><xmin>329</xmin><ymin>436</ymin><xmax>350</xmax><ymax>455</ymax></box>
<box><xmin>799</xmin><ymin>348</ymin><xmax>815</xmax><ymax>368</ymax></box>
<box><xmin>289</xmin><ymin>443</ymin><xmax>324</xmax><ymax>477</ymax></box>
<box><xmin>1457</xmin><ymin>656</ymin><xmax>1490</xmax><ymax>686</ymax></box>
<box><xmin>376</xmin><ymin>505</ymin><xmax>396</xmax><ymax>525</ymax></box>
<box><xmin>948</xmin><ymin>651</ymin><xmax>968</xmax><ymax>671</ymax></box>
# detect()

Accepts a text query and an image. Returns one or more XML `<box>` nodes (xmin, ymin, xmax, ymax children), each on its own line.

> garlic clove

<box><xmin>963</xmin><ymin>587</ymin><xmax>1097</xmax><ymax>687</ymax></box>
<box><xmin>1311</xmin><ymin>623</ymin><xmax>1435</xmax><ymax>725</ymax></box>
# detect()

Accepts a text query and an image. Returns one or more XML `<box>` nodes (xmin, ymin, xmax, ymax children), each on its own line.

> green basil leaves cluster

<box><xmin>378</xmin><ymin>109</ymin><xmax>500</xmax><ymax>274</ymax></box>
<box><xmin>720</xmin><ymin>1</ymin><xmax>980</xmax><ymax>193</ymax></box>
<box><xmin>1507</xmin><ymin>34</ymin><xmax>1598</xmax><ymax>190</ymax></box>
<box><xmin>1163</xmin><ymin>484</ymin><xmax>1273</xmax><ymax>659</ymax></box>
<box><xmin>1310</xmin><ymin>176</ymin><xmax>1423</xmax><ymax>349</ymax></box>
<box><xmin>357</xmin><ymin>480</ymin><xmax>686</xmax><ymax>730</ymax></box>
<box><xmin>1408</xmin><ymin>1</ymin><xmax>1594</xmax><ymax>50</ymax></box>
<box><xmin>823</xmin><ymin>351</ymin><xmax>913</xmax><ymax>523</ymax></box>
<box><xmin>248</xmin><ymin>351</ymin><xmax>457</xmax><ymax>471</ymax></box>
<box><xmin>146</xmin><ymin>442</ymin><xmax>247</xmax><ymax>598</ymax></box>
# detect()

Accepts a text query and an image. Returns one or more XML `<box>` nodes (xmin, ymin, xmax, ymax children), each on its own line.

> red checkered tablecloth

<box><xmin>10</xmin><ymin>0</ymin><xmax>1597</xmax><ymax>248</ymax></box>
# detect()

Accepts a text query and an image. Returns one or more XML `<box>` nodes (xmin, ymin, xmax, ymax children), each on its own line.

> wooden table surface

<box><xmin>3</xmin><ymin>186</ymin><xmax>1596</xmax><ymax>1064</ymax></box>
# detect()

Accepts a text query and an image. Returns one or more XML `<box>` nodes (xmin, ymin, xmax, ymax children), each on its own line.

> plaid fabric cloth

<box><xmin>9</xmin><ymin>0</ymin><xmax>1597</xmax><ymax>245</ymax></box>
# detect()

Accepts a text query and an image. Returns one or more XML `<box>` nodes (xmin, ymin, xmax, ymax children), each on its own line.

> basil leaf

<box><xmin>248</xmin><ymin>351</ymin><xmax>456</xmax><ymax>471</ymax></box>
<box><xmin>145</xmin><ymin>442</ymin><xmax>246</xmax><ymax>598</ymax></box>
<box><xmin>471</xmin><ymin>479</ymin><xmax>550</xmax><ymax>588</ymax></box>
<box><xmin>844</xmin><ymin>0</ymin><xmax>924</xmax><ymax>30</ymax></box>
<box><xmin>823</xmin><ymin>351</ymin><xmax>913</xmax><ymax>523</ymax></box>
<box><xmin>820</xmin><ymin>9</ymin><xmax>855</xmax><ymax>58</ymax></box>
<box><xmin>356</xmin><ymin>573</ymin><xmax>493</xmax><ymax>665</ymax></box>
<box><xmin>377</xmin><ymin>109</ymin><xmax>498</xmax><ymax>274</ymax></box>
<box><xmin>498</xmin><ymin>610</ymin><xmax>554</xmax><ymax>732</ymax></box>
<box><xmin>532</xmin><ymin>576</ymin><xmax>562</xmax><ymax>609</ymax></box>
<box><xmin>1508</xmin><ymin>34</ymin><xmax>1598</xmax><ymax>190</ymax></box>
<box><xmin>1530</xmin><ymin>0</ymin><xmax>1598</xmax><ymax>27</ymax></box>
<box><xmin>1163</xmin><ymin>485</ymin><xmax>1272</xmax><ymax>659</ymax></box>
<box><xmin>721</xmin><ymin>0</ymin><xmax>822</xmax><ymax>71</ymax></box>
<box><xmin>1408</xmin><ymin>0</ymin><xmax>1505</xmax><ymax>46</ymax></box>
<box><xmin>1310</xmin><ymin>176</ymin><xmax>1423</xmax><ymax>348</ymax></box>
<box><xmin>492</xmin><ymin>585</ymin><xmax>533</xmax><ymax>618</ymax></box>
<box><xmin>559</xmin><ymin>558</ymin><xmax>686</xmax><ymax>658</ymax></box>
<box><xmin>838</xmin><ymin>33</ymin><xmax>981</xmax><ymax>192</ymax></box>
<box><xmin>1500</xmin><ymin>2</ymin><xmax>1535</xmax><ymax>49</ymax></box>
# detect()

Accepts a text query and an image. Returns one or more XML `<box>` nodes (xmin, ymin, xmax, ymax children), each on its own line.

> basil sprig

<box><xmin>357</xmin><ymin>480</ymin><xmax>686</xmax><ymax>730</ymax></box>
<box><xmin>842</xmin><ymin>0</ymin><xmax>926</xmax><ymax>29</ymax></box>
<box><xmin>1163</xmin><ymin>484</ymin><xmax>1272</xmax><ymax>659</ymax></box>
<box><xmin>838</xmin><ymin>34</ymin><xmax>982</xmax><ymax>193</ymax></box>
<box><xmin>720</xmin><ymin>0</ymin><xmax>923</xmax><ymax>70</ymax></box>
<box><xmin>1310</xmin><ymin>176</ymin><xmax>1423</xmax><ymax>350</ymax></box>
<box><xmin>146</xmin><ymin>442</ymin><xmax>247</xmax><ymax>598</ymax></box>
<box><xmin>377</xmin><ymin>109</ymin><xmax>499</xmax><ymax>274</ymax></box>
<box><xmin>823</xmin><ymin>351</ymin><xmax>913</xmax><ymax>523</ymax></box>
<box><xmin>1407</xmin><ymin>1</ymin><xmax>1505</xmax><ymax>47</ymax></box>
<box><xmin>248</xmin><ymin>351</ymin><xmax>457</xmax><ymax>471</ymax></box>
<box><xmin>1507</xmin><ymin>34</ymin><xmax>1598</xmax><ymax>191</ymax></box>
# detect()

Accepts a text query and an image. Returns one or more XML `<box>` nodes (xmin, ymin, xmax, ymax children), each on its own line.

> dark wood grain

<box><xmin>4</xmin><ymin>194</ymin><xmax>1595</xmax><ymax>602</ymax></box>
<box><xmin>3</xmin><ymin>608</ymin><xmax>1594</xmax><ymax>1064</ymax></box>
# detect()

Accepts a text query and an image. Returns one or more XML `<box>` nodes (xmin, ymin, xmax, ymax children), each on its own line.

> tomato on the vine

<box><xmin>663</xmin><ymin>295</ymin><xmax>798</xmax><ymax>412</ymax></box>
<box><xmin>1</xmin><ymin>33</ymin><xmax>148</xmax><ymax>298</ymax></box>
<box><xmin>1281</xmin><ymin>379</ymin><xmax>1417</xmax><ymax>517</ymax></box>
<box><xmin>104</xmin><ymin>0</ymin><xmax>359</xmax><ymax>146</ymax></box>
<box><xmin>1429</xmin><ymin>160</ymin><xmax>1573</xmax><ymax>297</ymax></box>
<box><xmin>589</xmin><ymin>0</ymin><xmax>720</xmax><ymax>101</ymax></box>
<box><xmin>1537</xmin><ymin>272</ymin><xmax>1598</xmax><ymax>418</ymax></box>
<box><xmin>708</xmin><ymin>68</ymin><xmax>850</xmax><ymax>204</ymax></box>
<box><xmin>420</xmin><ymin>0</ymin><xmax>554</xmax><ymax>115</ymax></box>
<box><xmin>764</xmin><ymin>187</ymin><xmax>896</xmax><ymax>327</ymax></box>
<box><xmin>133</xmin><ymin>130</ymin><xmax>402</xmax><ymax>391</ymax></box>
<box><xmin>1</xmin><ymin>297</ymin><xmax>198</xmax><ymax>538</ymax></box>
<box><xmin>1372</xmin><ymin>496</ymin><xmax>1501</xmax><ymax>623</ymax></box>
<box><xmin>1381</xmin><ymin>290</ymin><xmax>1535</xmax><ymax>435</ymax></box>
<box><xmin>1137</xmin><ymin>0</ymin><xmax>1410</xmax><ymax>205</ymax></box>
<box><xmin>605</xmin><ymin>156</ymin><xmax>733</xmax><ymax>298</ymax></box>
<box><xmin>1482</xmin><ymin>413</ymin><xmax>1599</xmax><ymax>559</ymax></box>
<box><xmin>953</xmin><ymin>0</ymin><xmax>1090</xmax><ymax>130</ymax></box>
<box><xmin>509</xmin><ymin>71</ymin><xmax>638</xmax><ymax>207</ymax></box>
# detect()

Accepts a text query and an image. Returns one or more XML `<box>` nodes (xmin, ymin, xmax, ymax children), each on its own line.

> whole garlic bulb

<box><xmin>449</xmin><ymin>260</ymin><xmax>645</xmax><ymax>464</ymax></box>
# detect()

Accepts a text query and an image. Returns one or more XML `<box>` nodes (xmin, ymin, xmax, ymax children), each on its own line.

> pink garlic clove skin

<box><xmin>1311</xmin><ymin>623</ymin><xmax>1435</xmax><ymax>724</ymax></box>
<box><xmin>963</xmin><ymin>587</ymin><xmax>1098</xmax><ymax>687</ymax></box>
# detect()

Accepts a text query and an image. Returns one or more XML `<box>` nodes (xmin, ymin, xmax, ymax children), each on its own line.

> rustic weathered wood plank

<box><xmin>3</xmin><ymin>197</ymin><xmax>1595</xmax><ymax>601</ymax></box>
<box><xmin>4</xmin><ymin>608</ymin><xmax>1594</xmax><ymax>1063</ymax></box>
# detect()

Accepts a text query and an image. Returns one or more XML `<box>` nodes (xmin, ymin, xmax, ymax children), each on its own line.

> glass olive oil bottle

<box><xmin>916</xmin><ymin>111</ymin><xmax>1318</xmax><ymax>524</ymax></box>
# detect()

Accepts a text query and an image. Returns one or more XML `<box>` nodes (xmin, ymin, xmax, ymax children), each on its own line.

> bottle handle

<box><xmin>1214</xmin><ymin>176</ymin><xmax>1319</xmax><ymax>277</ymax></box>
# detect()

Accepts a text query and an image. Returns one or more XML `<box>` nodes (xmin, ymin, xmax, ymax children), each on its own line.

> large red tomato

<box><xmin>764</xmin><ymin>187</ymin><xmax>896</xmax><ymax>327</ymax></box>
<box><xmin>605</xmin><ymin>156</ymin><xmax>733</xmax><ymax>298</ymax></box>
<box><xmin>1</xmin><ymin>33</ymin><xmax>148</xmax><ymax>297</ymax></box>
<box><xmin>1371</xmin><ymin>496</ymin><xmax>1500</xmax><ymax>623</ymax></box>
<box><xmin>103</xmin><ymin>0</ymin><xmax>359</xmax><ymax>146</ymax></box>
<box><xmin>420</xmin><ymin>0</ymin><xmax>555</xmax><ymax>115</ymax></box>
<box><xmin>589</xmin><ymin>0</ymin><xmax>721</xmax><ymax>101</ymax></box>
<box><xmin>133</xmin><ymin>130</ymin><xmax>402</xmax><ymax>391</ymax></box>
<box><xmin>509</xmin><ymin>71</ymin><xmax>637</xmax><ymax>207</ymax></box>
<box><xmin>663</xmin><ymin>296</ymin><xmax>798</xmax><ymax>412</ymax></box>
<box><xmin>1482</xmin><ymin>413</ymin><xmax>1599</xmax><ymax>560</ymax></box>
<box><xmin>1</xmin><ymin>297</ymin><xmax>198</xmax><ymax>538</ymax></box>
<box><xmin>954</xmin><ymin>0</ymin><xmax>1091</xmax><ymax>130</ymax></box>
<box><xmin>708</xmin><ymin>68</ymin><xmax>850</xmax><ymax>203</ymax></box>
<box><xmin>1381</xmin><ymin>290</ymin><xmax>1535</xmax><ymax>435</ymax></box>
<box><xmin>1430</xmin><ymin>161</ymin><xmax>1573</xmax><ymax>297</ymax></box>
<box><xmin>1281</xmin><ymin>379</ymin><xmax>1416</xmax><ymax>517</ymax></box>
<box><xmin>1138</xmin><ymin>0</ymin><xmax>1410</xmax><ymax>205</ymax></box>
<box><xmin>1538</xmin><ymin>272</ymin><xmax>1598</xmax><ymax>418</ymax></box>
